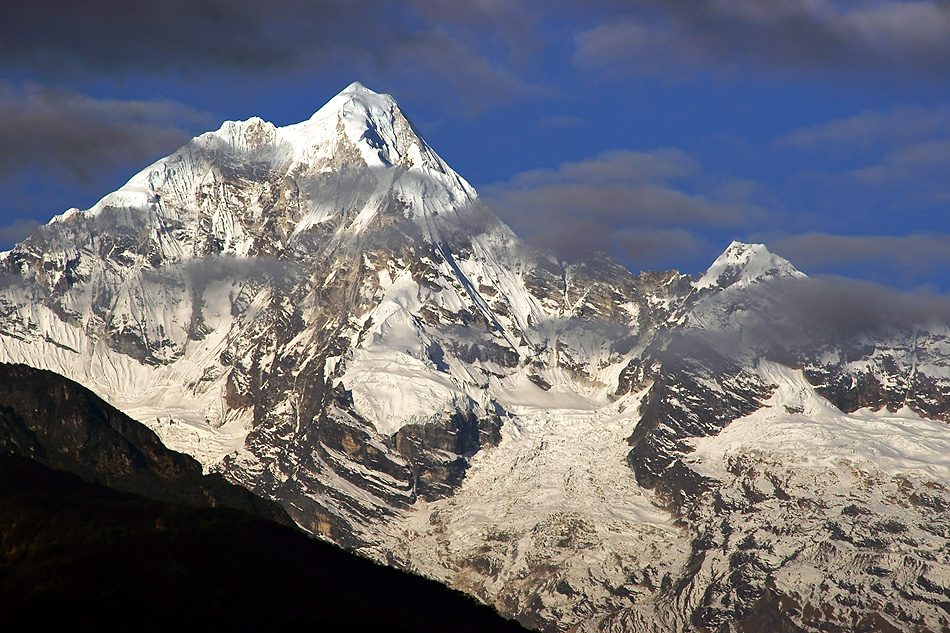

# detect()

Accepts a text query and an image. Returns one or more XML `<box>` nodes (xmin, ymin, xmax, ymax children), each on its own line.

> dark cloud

<box><xmin>1</xmin><ymin>0</ymin><xmax>350</xmax><ymax>73</ymax></box>
<box><xmin>136</xmin><ymin>254</ymin><xmax>303</xmax><ymax>296</ymax></box>
<box><xmin>407</xmin><ymin>0</ymin><xmax>540</xmax><ymax>61</ymax></box>
<box><xmin>673</xmin><ymin>273</ymin><xmax>950</xmax><ymax>371</ymax></box>
<box><xmin>774</xmin><ymin>104</ymin><xmax>950</xmax><ymax>226</ymax></box>
<box><xmin>482</xmin><ymin>149</ymin><xmax>771</xmax><ymax>269</ymax></box>
<box><xmin>179</xmin><ymin>254</ymin><xmax>301</xmax><ymax>290</ymax></box>
<box><xmin>737</xmin><ymin>275</ymin><xmax>950</xmax><ymax>345</ymax></box>
<box><xmin>846</xmin><ymin>139</ymin><xmax>950</xmax><ymax>187</ymax></box>
<box><xmin>387</xmin><ymin>29</ymin><xmax>553</xmax><ymax>114</ymax></box>
<box><xmin>776</xmin><ymin>105</ymin><xmax>950</xmax><ymax>152</ymax></box>
<box><xmin>502</xmin><ymin>148</ymin><xmax>698</xmax><ymax>188</ymax></box>
<box><xmin>39</xmin><ymin>0</ymin><xmax>941</xmax><ymax>89</ymax></box>
<box><xmin>769</xmin><ymin>233</ymin><xmax>950</xmax><ymax>285</ymax></box>
<box><xmin>573</xmin><ymin>1</ymin><xmax>950</xmax><ymax>78</ymax></box>
<box><xmin>0</xmin><ymin>82</ymin><xmax>213</xmax><ymax>182</ymax></box>
<box><xmin>0</xmin><ymin>219</ymin><xmax>41</xmax><ymax>248</ymax></box>
<box><xmin>783</xmin><ymin>276</ymin><xmax>950</xmax><ymax>334</ymax></box>
<box><xmin>1</xmin><ymin>0</ymin><xmax>542</xmax><ymax>113</ymax></box>
<box><xmin>612</xmin><ymin>228</ymin><xmax>709</xmax><ymax>272</ymax></box>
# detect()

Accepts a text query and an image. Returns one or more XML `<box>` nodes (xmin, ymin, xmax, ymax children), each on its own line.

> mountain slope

<box><xmin>0</xmin><ymin>361</ymin><xmax>528</xmax><ymax>633</ymax></box>
<box><xmin>0</xmin><ymin>361</ymin><xmax>289</xmax><ymax>522</ymax></box>
<box><xmin>0</xmin><ymin>456</ymin><xmax>528</xmax><ymax>633</ymax></box>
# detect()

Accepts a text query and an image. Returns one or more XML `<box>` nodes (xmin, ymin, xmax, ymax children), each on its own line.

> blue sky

<box><xmin>2</xmin><ymin>0</ymin><xmax>950</xmax><ymax>290</ymax></box>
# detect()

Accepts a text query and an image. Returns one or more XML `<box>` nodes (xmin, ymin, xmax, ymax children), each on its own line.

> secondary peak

<box><xmin>696</xmin><ymin>241</ymin><xmax>805</xmax><ymax>291</ymax></box>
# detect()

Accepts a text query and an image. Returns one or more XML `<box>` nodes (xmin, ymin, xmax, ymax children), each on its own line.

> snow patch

<box><xmin>689</xmin><ymin>361</ymin><xmax>950</xmax><ymax>484</ymax></box>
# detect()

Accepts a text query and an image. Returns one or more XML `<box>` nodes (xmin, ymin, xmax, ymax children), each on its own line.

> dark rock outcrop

<box><xmin>0</xmin><ymin>362</ymin><xmax>289</xmax><ymax>524</ymax></box>
<box><xmin>0</xmin><ymin>455</ymin><xmax>528</xmax><ymax>633</ymax></box>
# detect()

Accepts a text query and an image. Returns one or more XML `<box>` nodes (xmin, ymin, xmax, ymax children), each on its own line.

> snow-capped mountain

<box><xmin>1</xmin><ymin>83</ymin><xmax>948</xmax><ymax>632</ymax></box>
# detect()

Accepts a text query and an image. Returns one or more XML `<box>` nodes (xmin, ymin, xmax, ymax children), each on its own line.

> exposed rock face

<box><xmin>625</xmin><ymin>342</ymin><xmax>774</xmax><ymax>509</ymax></box>
<box><xmin>1</xmin><ymin>85</ymin><xmax>949</xmax><ymax>632</ymax></box>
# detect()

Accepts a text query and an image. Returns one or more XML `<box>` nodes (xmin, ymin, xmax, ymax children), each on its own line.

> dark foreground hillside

<box><xmin>0</xmin><ymin>362</ymin><xmax>290</xmax><ymax>523</ymax></box>
<box><xmin>0</xmin><ymin>363</ymin><xmax>527</xmax><ymax>633</ymax></box>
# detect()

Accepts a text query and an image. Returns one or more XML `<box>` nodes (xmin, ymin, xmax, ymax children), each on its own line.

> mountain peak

<box><xmin>315</xmin><ymin>81</ymin><xmax>395</xmax><ymax>118</ymax></box>
<box><xmin>15</xmin><ymin>81</ymin><xmax>482</xmax><ymax>259</ymax></box>
<box><xmin>276</xmin><ymin>81</ymin><xmax>450</xmax><ymax>177</ymax></box>
<box><xmin>695</xmin><ymin>241</ymin><xmax>804</xmax><ymax>291</ymax></box>
<box><xmin>201</xmin><ymin>83</ymin><xmax>394</xmax><ymax>154</ymax></box>
<box><xmin>340</xmin><ymin>80</ymin><xmax>376</xmax><ymax>95</ymax></box>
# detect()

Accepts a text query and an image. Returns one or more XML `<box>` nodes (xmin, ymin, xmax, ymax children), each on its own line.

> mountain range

<box><xmin>1</xmin><ymin>82</ymin><xmax>948</xmax><ymax>632</ymax></box>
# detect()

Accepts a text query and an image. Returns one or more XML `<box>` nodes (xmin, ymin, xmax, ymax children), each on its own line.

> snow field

<box><xmin>385</xmin><ymin>392</ymin><xmax>689</xmax><ymax>626</ymax></box>
<box><xmin>690</xmin><ymin>361</ymin><xmax>950</xmax><ymax>483</ymax></box>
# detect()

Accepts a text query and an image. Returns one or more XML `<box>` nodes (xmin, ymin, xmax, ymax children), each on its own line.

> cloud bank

<box><xmin>0</xmin><ymin>82</ymin><xmax>212</xmax><ymax>182</ymax></box>
<box><xmin>574</xmin><ymin>0</ymin><xmax>950</xmax><ymax>78</ymax></box>
<box><xmin>482</xmin><ymin>148</ymin><xmax>773</xmax><ymax>272</ymax></box>
<box><xmin>1</xmin><ymin>0</ymin><xmax>543</xmax><ymax>114</ymax></box>
<box><xmin>768</xmin><ymin>233</ymin><xmax>950</xmax><ymax>287</ymax></box>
